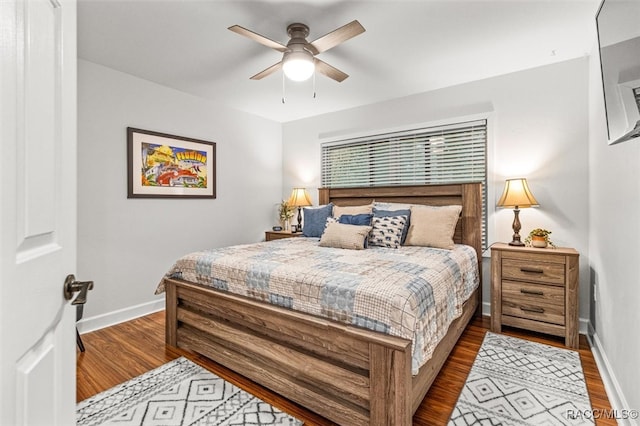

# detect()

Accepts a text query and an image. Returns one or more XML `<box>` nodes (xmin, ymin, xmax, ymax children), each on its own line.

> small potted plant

<box><xmin>278</xmin><ymin>200</ymin><xmax>295</xmax><ymax>230</ymax></box>
<box><xmin>525</xmin><ymin>228</ymin><xmax>555</xmax><ymax>248</ymax></box>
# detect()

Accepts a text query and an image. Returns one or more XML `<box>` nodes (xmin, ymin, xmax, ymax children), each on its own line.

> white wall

<box><xmin>588</xmin><ymin>43</ymin><xmax>640</xmax><ymax>422</ymax></box>
<box><xmin>77</xmin><ymin>60</ymin><xmax>282</xmax><ymax>327</ymax></box>
<box><xmin>283</xmin><ymin>58</ymin><xmax>590</xmax><ymax>324</ymax></box>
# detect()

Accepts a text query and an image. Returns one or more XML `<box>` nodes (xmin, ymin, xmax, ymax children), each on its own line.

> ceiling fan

<box><xmin>228</xmin><ymin>20</ymin><xmax>365</xmax><ymax>83</ymax></box>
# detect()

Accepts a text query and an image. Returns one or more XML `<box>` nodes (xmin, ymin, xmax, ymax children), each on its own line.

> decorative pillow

<box><xmin>319</xmin><ymin>222</ymin><xmax>372</xmax><ymax>250</ymax></box>
<box><xmin>302</xmin><ymin>203</ymin><xmax>334</xmax><ymax>238</ymax></box>
<box><xmin>373</xmin><ymin>201</ymin><xmax>413</xmax><ymax>211</ymax></box>
<box><xmin>332</xmin><ymin>203</ymin><xmax>373</xmax><ymax>218</ymax></box>
<box><xmin>369</xmin><ymin>215</ymin><xmax>408</xmax><ymax>249</ymax></box>
<box><xmin>373</xmin><ymin>207</ymin><xmax>411</xmax><ymax>244</ymax></box>
<box><xmin>404</xmin><ymin>205</ymin><xmax>462</xmax><ymax>249</ymax></box>
<box><xmin>338</xmin><ymin>213</ymin><xmax>373</xmax><ymax>226</ymax></box>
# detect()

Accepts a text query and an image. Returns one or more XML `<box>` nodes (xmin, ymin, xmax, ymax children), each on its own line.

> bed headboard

<box><xmin>318</xmin><ymin>183</ymin><xmax>483</xmax><ymax>269</ymax></box>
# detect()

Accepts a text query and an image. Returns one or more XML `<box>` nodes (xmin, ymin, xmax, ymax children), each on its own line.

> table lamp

<box><xmin>288</xmin><ymin>188</ymin><xmax>312</xmax><ymax>233</ymax></box>
<box><xmin>497</xmin><ymin>178</ymin><xmax>539</xmax><ymax>246</ymax></box>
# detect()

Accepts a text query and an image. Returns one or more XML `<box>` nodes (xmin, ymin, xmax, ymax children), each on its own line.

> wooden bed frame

<box><xmin>164</xmin><ymin>183</ymin><xmax>483</xmax><ymax>425</ymax></box>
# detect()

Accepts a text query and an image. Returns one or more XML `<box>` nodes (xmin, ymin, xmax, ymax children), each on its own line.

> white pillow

<box><xmin>373</xmin><ymin>201</ymin><xmax>414</xmax><ymax>210</ymax></box>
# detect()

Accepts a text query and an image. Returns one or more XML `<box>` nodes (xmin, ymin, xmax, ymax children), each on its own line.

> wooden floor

<box><xmin>77</xmin><ymin>312</ymin><xmax>615</xmax><ymax>425</ymax></box>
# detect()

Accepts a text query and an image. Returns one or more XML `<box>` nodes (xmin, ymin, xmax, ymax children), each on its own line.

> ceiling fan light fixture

<box><xmin>282</xmin><ymin>50</ymin><xmax>315</xmax><ymax>82</ymax></box>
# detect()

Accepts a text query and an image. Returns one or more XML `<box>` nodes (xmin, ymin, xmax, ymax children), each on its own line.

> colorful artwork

<box><xmin>127</xmin><ymin>128</ymin><xmax>216</xmax><ymax>199</ymax></box>
<box><xmin>141</xmin><ymin>143</ymin><xmax>207</xmax><ymax>188</ymax></box>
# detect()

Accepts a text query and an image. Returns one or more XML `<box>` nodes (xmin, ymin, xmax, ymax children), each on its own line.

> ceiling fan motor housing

<box><xmin>286</xmin><ymin>23</ymin><xmax>310</xmax><ymax>39</ymax></box>
<box><xmin>285</xmin><ymin>23</ymin><xmax>315</xmax><ymax>55</ymax></box>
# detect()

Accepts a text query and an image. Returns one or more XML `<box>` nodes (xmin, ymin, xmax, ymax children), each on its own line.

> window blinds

<box><xmin>321</xmin><ymin>119</ymin><xmax>487</xmax><ymax>247</ymax></box>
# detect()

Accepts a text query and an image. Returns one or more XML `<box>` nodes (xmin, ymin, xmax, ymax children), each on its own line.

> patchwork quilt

<box><xmin>157</xmin><ymin>238</ymin><xmax>479</xmax><ymax>374</ymax></box>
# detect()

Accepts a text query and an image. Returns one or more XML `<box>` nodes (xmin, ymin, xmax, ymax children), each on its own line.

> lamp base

<box><xmin>508</xmin><ymin>207</ymin><xmax>525</xmax><ymax>247</ymax></box>
<box><xmin>295</xmin><ymin>207</ymin><xmax>303</xmax><ymax>233</ymax></box>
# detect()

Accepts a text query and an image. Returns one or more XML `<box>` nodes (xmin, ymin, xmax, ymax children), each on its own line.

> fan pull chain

<box><xmin>282</xmin><ymin>72</ymin><xmax>286</xmax><ymax>104</ymax></box>
<box><xmin>313</xmin><ymin>71</ymin><xmax>317</xmax><ymax>98</ymax></box>
<box><xmin>281</xmin><ymin>71</ymin><xmax>318</xmax><ymax>102</ymax></box>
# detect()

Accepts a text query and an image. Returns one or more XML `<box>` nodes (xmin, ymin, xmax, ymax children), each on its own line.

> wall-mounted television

<box><xmin>596</xmin><ymin>0</ymin><xmax>640</xmax><ymax>144</ymax></box>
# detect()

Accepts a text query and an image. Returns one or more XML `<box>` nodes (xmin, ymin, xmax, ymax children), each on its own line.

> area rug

<box><xmin>77</xmin><ymin>357</ymin><xmax>303</xmax><ymax>426</ymax></box>
<box><xmin>448</xmin><ymin>332</ymin><xmax>594</xmax><ymax>425</ymax></box>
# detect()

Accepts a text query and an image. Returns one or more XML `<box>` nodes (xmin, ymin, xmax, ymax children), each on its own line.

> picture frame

<box><xmin>127</xmin><ymin>127</ymin><xmax>216</xmax><ymax>199</ymax></box>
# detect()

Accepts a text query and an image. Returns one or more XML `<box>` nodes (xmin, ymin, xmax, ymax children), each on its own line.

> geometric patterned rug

<box><xmin>448</xmin><ymin>332</ymin><xmax>595</xmax><ymax>426</ymax></box>
<box><xmin>77</xmin><ymin>357</ymin><xmax>303</xmax><ymax>426</ymax></box>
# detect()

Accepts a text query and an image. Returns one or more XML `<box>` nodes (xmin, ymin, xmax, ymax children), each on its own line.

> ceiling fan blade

<box><xmin>228</xmin><ymin>25</ymin><xmax>288</xmax><ymax>52</ymax></box>
<box><xmin>315</xmin><ymin>59</ymin><xmax>348</xmax><ymax>83</ymax></box>
<box><xmin>250</xmin><ymin>61</ymin><xmax>283</xmax><ymax>80</ymax></box>
<box><xmin>309</xmin><ymin>20</ymin><xmax>365</xmax><ymax>54</ymax></box>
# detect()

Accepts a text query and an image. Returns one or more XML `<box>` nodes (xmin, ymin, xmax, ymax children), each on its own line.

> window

<box><xmin>321</xmin><ymin>119</ymin><xmax>488</xmax><ymax>248</ymax></box>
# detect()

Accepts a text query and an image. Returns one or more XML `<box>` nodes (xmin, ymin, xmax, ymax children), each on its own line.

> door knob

<box><xmin>63</xmin><ymin>274</ymin><xmax>94</xmax><ymax>305</ymax></box>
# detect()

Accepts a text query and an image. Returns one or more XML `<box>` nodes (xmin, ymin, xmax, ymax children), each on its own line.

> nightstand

<box><xmin>265</xmin><ymin>230</ymin><xmax>301</xmax><ymax>241</ymax></box>
<box><xmin>490</xmin><ymin>243</ymin><xmax>579</xmax><ymax>348</ymax></box>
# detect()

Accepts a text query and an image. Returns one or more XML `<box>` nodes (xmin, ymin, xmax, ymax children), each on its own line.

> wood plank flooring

<box><xmin>77</xmin><ymin>312</ymin><xmax>616</xmax><ymax>425</ymax></box>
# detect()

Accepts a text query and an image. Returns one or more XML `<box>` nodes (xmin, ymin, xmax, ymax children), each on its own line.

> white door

<box><xmin>1</xmin><ymin>0</ymin><xmax>78</xmax><ymax>424</ymax></box>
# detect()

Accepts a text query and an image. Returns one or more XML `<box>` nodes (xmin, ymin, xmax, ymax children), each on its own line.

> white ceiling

<box><xmin>78</xmin><ymin>0</ymin><xmax>599</xmax><ymax>123</ymax></box>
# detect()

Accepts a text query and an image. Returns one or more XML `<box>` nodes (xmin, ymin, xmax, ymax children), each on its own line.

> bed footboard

<box><xmin>165</xmin><ymin>277</ymin><xmax>413</xmax><ymax>425</ymax></box>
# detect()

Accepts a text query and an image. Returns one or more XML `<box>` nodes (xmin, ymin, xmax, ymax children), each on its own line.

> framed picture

<box><xmin>127</xmin><ymin>127</ymin><xmax>216</xmax><ymax>199</ymax></box>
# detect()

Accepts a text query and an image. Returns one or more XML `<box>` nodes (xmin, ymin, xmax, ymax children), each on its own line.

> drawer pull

<box><xmin>520</xmin><ymin>267</ymin><xmax>544</xmax><ymax>274</ymax></box>
<box><xmin>520</xmin><ymin>306</ymin><xmax>545</xmax><ymax>314</ymax></box>
<box><xmin>520</xmin><ymin>289</ymin><xmax>544</xmax><ymax>296</ymax></box>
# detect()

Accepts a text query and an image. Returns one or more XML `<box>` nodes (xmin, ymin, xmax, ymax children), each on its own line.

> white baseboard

<box><xmin>587</xmin><ymin>329</ymin><xmax>639</xmax><ymax>426</ymax></box>
<box><xmin>579</xmin><ymin>318</ymin><xmax>589</xmax><ymax>336</ymax></box>
<box><xmin>77</xmin><ymin>296</ymin><xmax>165</xmax><ymax>334</ymax></box>
<box><xmin>482</xmin><ymin>301</ymin><xmax>491</xmax><ymax>318</ymax></box>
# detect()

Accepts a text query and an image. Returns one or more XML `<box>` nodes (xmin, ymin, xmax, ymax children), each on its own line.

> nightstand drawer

<box><xmin>502</xmin><ymin>283</ymin><xmax>565</xmax><ymax>326</ymax></box>
<box><xmin>502</xmin><ymin>259</ymin><xmax>565</xmax><ymax>286</ymax></box>
<box><xmin>502</xmin><ymin>280</ymin><xmax>565</xmax><ymax>307</ymax></box>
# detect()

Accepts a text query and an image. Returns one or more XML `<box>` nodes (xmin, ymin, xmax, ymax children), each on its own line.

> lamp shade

<box><xmin>282</xmin><ymin>50</ymin><xmax>315</xmax><ymax>82</ymax></box>
<box><xmin>497</xmin><ymin>178</ymin><xmax>539</xmax><ymax>208</ymax></box>
<box><xmin>288</xmin><ymin>188</ymin><xmax>312</xmax><ymax>207</ymax></box>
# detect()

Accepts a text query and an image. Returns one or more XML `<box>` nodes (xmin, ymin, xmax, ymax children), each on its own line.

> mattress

<box><xmin>157</xmin><ymin>237</ymin><xmax>479</xmax><ymax>373</ymax></box>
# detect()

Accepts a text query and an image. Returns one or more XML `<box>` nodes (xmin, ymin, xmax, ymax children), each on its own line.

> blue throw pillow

<box><xmin>302</xmin><ymin>203</ymin><xmax>334</xmax><ymax>237</ymax></box>
<box><xmin>373</xmin><ymin>207</ymin><xmax>411</xmax><ymax>244</ymax></box>
<box><xmin>338</xmin><ymin>213</ymin><xmax>373</xmax><ymax>226</ymax></box>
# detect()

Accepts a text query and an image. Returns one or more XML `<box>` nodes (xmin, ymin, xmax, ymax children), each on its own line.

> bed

<box><xmin>161</xmin><ymin>183</ymin><xmax>483</xmax><ymax>425</ymax></box>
